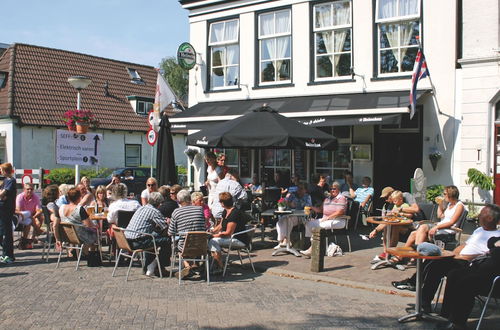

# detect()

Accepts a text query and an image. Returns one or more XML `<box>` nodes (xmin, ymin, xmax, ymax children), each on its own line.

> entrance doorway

<box><xmin>373</xmin><ymin>112</ymin><xmax>423</xmax><ymax>210</ymax></box>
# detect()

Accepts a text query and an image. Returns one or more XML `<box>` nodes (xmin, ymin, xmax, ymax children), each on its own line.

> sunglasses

<box><xmin>330</xmin><ymin>188</ymin><xmax>338</xmax><ymax>191</ymax></box>
<box><xmin>147</xmin><ymin>184</ymin><xmax>156</xmax><ymax>187</ymax></box>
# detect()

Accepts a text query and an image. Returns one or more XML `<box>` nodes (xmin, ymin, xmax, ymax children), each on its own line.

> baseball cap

<box><xmin>380</xmin><ymin>186</ymin><xmax>394</xmax><ymax>198</ymax></box>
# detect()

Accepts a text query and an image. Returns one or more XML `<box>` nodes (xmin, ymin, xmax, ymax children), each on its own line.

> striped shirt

<box><xmin>322</xmin><ymin>194</ymin><xmax>347</xmax><ymax>218</ymax></box>
<box><xmin>168</xmin><ymin>205</ymin><xmax>206</xmax><ymax>250</ymax></box>
<box><xmin>125</xmin><ymin>204</ymin><xmax>167</xmax><ymax>239</ymax></box>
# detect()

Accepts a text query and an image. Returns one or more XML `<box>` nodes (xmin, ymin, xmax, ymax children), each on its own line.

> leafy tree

<box><xmin>159</xmin><ymin>56</ymin><xmax>188</xmax><ymax>103</ymax></box>
<box><xmin>465</xmin><ymin>168</ymin><xmax>495</xmax><ymax>217</ymax></box>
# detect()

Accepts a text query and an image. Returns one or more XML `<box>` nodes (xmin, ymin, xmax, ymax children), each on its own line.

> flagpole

<box><xmin>416</xmin><ymin>37</ymin><xmax>443</xmax><ymax>116</ymax></box>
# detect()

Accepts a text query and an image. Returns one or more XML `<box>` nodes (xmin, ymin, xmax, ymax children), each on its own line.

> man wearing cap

<box><xmin>392</xmin><ymin>204</ymin><xmax>500</xmax><ymax>313</ymax></box>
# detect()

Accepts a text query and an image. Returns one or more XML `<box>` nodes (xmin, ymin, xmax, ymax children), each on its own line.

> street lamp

<box><xmin>68</xmin><ymin>75</ymin><xmax>92</xmax><ymax>185</ymax></box>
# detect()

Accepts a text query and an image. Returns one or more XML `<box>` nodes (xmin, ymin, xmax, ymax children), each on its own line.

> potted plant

<box><xmin>428</xmin><ymin>150</ymin><xmax>442</xmax><ymax>171</ymax></box>
<box><xmin>426</xmin><ymin>184</ymin><xmax>444</xmax><ymax>204</ymax></box>
<box><xmin>465</xmin><ymin>168</ymin><xmax>495</xmax><ymax>218</ymax></box>
<box><xmin>277</xmin><ymin>197</ymin><xmax>287</xmax><ymax>211</ymax></box>
<box><xmin>184</xmin><ymin>148</ymin><xmax>199</xmax><ymax>163</ymax></box>
<box><xmin>63</xmin><ymin>109</ymin><xmax>98</xmax><ymax>133</ymax></box>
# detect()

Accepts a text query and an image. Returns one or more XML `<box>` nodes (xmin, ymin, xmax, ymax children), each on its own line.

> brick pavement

<box><xmin>0</xmin><ymin>232</ymin><xmax>498</xmax><ymax>329</ymax></box>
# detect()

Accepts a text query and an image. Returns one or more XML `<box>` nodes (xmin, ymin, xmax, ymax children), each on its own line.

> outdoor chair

<box><xmin>262</xmin><ymin>187</ymin><xmax>282</xmax><ymax>210</ymax></box>
<box><xmin>111</xmin><ymin>227</ymin><xmax>163</xmax><ymax>281</ymax></box>
<box><xmin>170</xmin><ymin>231</ymin><xmax>211</xmax><ymax>285</ymax></box>
<box><xmin>55</xmin><ymin>223</ymin><xmax>85</xmax><ymax>271</ymax></box>
<box><xmin>222</xmin><ymin>225</ymin><xmax>256</xmax><ymax>277</ymax></box>
<box><xmin>476</xmin><ymin>275</ymin><xmax>500</xmax><ymax>329</ymax></box>
<box><xmin>433</xmin><ymin>210</ymin><xmax>468</xmax><ymax>250</ymax></box>
<box><xmin>325</xmin><ymin>200</ymin><xmax>358</xmax><ymax>253</ymax></box>
<box><xmin>354</xmin><ymin>197</ymin><xmax>372</xmax><ymax>231</ymax></box>
<box><xmin>117</xmin><ymin>210</ymin><xmax>135</xmax><ymax>228</ymax></box>
<box><xmin>41</xmin><ymin>205</ymin><xmax>54</xmax><ymax>262</ymax></box>
<box><xmin>417</xmin><ymin>202</ymin><xmax>438</xmax><ymax>221</ymax></box>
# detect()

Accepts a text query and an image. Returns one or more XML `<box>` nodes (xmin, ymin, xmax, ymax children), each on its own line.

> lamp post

<box><xmin>68</xmin><ymin>75</ymin><xmax>92</xmax><ymax>185</ymax></box>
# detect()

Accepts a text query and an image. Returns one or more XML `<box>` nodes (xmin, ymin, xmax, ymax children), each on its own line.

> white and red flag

<box><xmin>409</xmin><ymin>49</ymin><xmax>429</xmax><ymax>119</ymax></box>
<box><xmin>152</xmin><ymin>71</ymin><xmax>179</xmax><ymax>131</ymax></box>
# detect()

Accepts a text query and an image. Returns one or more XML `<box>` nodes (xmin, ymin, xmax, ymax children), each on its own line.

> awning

<box><xmin>171</xmin><ymin>90</ymin><xmax>429</xmax><ymax>132</ymax></box>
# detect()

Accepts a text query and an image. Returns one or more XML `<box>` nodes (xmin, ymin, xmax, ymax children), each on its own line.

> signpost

<box><xmin>56</xmin><ymin>129</ymin><xmax>102</xmax><ymax>166</ymax></box>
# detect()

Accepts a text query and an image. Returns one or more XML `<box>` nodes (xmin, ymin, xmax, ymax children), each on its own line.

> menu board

<box><xmin>294</xmin><ymin>149</ymin><xmax>306</xmax><ymax>179</ymax></box>
<box><xmin>240</xmin><ymin>149</ymin><xmax>251</xmax><ymax>178</ymax></box>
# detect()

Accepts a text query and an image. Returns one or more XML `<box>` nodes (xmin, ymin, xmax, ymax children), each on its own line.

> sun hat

<box><xmin>380</xmin><ymin>186</ymin><xmax>395</xmax><ymax>198</ymax></box>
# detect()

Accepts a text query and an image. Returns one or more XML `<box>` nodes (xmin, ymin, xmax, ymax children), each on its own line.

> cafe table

<box><xmin>261</xmin><ymin>209</ymin><xmax>308</xmax><ymax>257</ymax></box>
<box><xmin>366</xmin><ymin>216</ymin><xmax>413</xmax><ymax>271</ymax></box>
<box><xmin>387</xmin><ymin>247</ymin><xmax>455</xmax><ymax>323</ymax></box>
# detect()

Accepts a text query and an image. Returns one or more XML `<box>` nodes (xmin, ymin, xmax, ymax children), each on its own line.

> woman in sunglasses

<box><xmin>141</xmin><ymin>178</ymin><xmax>158</xmax><ymax>206</ymax></box>
<box><xmin>300</xmin><ymin>181</ymin><xmax>347</xmax><ymax>256</ymax></box>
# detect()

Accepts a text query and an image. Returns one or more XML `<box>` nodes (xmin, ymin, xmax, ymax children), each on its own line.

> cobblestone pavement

<box><xmin>0</xmin><ymin>247</ymin><xmax>497</xmax><ymax>329</ymax></box>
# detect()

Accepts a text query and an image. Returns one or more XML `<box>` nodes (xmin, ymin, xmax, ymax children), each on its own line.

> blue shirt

<box><xmin>353</xmin><ymin>187</ymin><xmax>374</xmax><ymax>204</ymax></box>
<box><xmin>286</xmin><ymin>193</ymin><xmax>312</xmax><ymax>209</ymax></box>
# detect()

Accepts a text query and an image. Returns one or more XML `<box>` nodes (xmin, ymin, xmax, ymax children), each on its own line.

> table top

<box><xmin>366</xmin><ymin>216</ymin><xmax>413</xmax><ymax>226</ymax></box>
<box><xmin>387</xmin><ymin>247</ymin><xmax>455</xmax><ymax>260</ymax></box>
<box><xmin>90</xmin><ymin>213</ymin><xmax>108</xmax><ymax>221</ymax></box>
<box><xmin>261</xmin><ymin>209</ymin><xmax>307</xmax><ymax>217</ymax></box>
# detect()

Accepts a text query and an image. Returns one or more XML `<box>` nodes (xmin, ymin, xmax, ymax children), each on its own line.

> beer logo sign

<box><xmin>177</xmin><ymin>42</ymin><xmax>196</xmax><ymax>70</ymax></box>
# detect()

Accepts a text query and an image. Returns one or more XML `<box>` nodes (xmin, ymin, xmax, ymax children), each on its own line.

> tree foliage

<box><xmin>159</xmin><ymin>56</ymin><xmax>188</xmax><ymax>103</ymax></box>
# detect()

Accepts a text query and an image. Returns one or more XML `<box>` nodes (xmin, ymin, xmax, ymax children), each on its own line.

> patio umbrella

<box><xmin>186</xmin><ymin>105</ymin><xmax>338</xmax><ymax>150</ymax></box>
<box><xmin>156</xmin><ymin>113</ymin><xmax>177</xmax><ymax>185</ymax></box>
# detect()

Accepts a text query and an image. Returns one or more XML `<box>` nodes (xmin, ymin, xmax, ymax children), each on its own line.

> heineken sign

<box><xmin>177</xmin><ymin>42</ymin><xmax>196</xmax><ymax>70</ymax></box>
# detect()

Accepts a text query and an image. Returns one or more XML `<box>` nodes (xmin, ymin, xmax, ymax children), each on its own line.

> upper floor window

<box><xmin>127</xmin><ymin>68</ymin><xmax>145</xmax><ymax>85</ymax></box>
<box><xmin>313</xmin><ymin>1</ymin><xmax>352</xmax><ymax>80</ymax></box>
<box><xmin>209</xmin><ymin>19</ymin><xmax>240</xmax><ymax>89</ymax></box>
<box><xmin>375</xmin><ymin>0</ymin><xmax>420</xmax><ymax>75</ymax></box>
<box><xmin>258</xmin><ymin>9</ymin><xmax>291</xmax><ymax>84</ymax></box>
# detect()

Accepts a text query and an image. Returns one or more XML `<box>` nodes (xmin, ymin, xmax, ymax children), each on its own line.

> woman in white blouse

<box><xmin>204</xmin><ymin>152</ymin><xmax>223</xmax><ymax>209</ymax></box>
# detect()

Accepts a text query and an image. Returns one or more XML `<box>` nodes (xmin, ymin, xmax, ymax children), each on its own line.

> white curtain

<box><xmin>260</xmin><ymin>13</ymin><xmax>274</xmax><ymax>36</ymax></box>
<box><xmin>224</xmin><ymin>20</ymin><xmax>238</xmax><ymax>42</ymax></box>
<box><xmin>333</xmin><ymin>30</ymin><xmax>348</xmax><ymax>74</ymax></box>
<box><xmin>275</xmin><ymin>10</ymin><xmax>291</xmax><ymax>34</ymax></box>
<box><xmin>399</xmin><ymin>0</ymin><xmax>418</xmax><ymax>16</ymax></box>
<box><xmin>378</xmin><ymin>0</ymin><xmax>396</xmax><ymax>19</ymax></box>
<box><xmin>210</xmin><ymin>22</ymin><xmax>224</xmax><ymax>44</ymax></box>
<box><xmin>332</xmin><ymin>1</ymin><xmax>351</xmax><ymax>26</ymax></box>
<box><xmin>332</xmin><ymin>4</ymin><xmax>350</xmax><ymax>74</ymax></box>
<box><xmin>276</xmin><ymin>36</ymin><xmax>290</xmax><ymax>78</ymax></box>
<box><xmin>400</xmin><ymin>21</ymin><xmax>416</xmax><ymax>60</ymax></box>
<box><xmin>315</xmin><ymin>4</ymin><xmax>331</xmax><ymax>28</ymax></box>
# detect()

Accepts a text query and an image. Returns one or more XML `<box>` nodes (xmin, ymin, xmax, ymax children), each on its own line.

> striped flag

<box><xmin>409</xmin><ymin>49</ymin><xmax>429</xmax><ymax>119</ymax></box>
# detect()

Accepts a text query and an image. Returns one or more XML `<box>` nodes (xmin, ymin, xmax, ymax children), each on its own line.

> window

<box><xmin>125</xmin><ymin>144</ymin><xmax>141</xmax><ymax>167</ymax></box>
<box><xmin>261</xmin><ymin>149</ymin><xmax>291</xmax><ymax>185</ymax></box>
<box><xmin>126</xmin><ymin>67</ymin><xmax>145</xmax><ymax>85</ymax></box>
<box><xmin>314</xmin><ymin>126</ymin><xmax>351</xmax><ymax>182</ymax></box>
<box><xmin>209</xmin><ymin>19</ymin><xmax>240</xmax><ymax>89</ymax></box>
<box><xmin>376</xmin><ymin>0</ymin><xmax>420</xmax><ymax>75</ymax></box>
<box><xmin>258</xmin><ymin>9</ymin><xmax>292</xmax><ymax>84</ymax></box>
<box><xmin>313</xmin><ymin>1</ymin><xmax>352</xmax><ymax>80</ymax></box>
<box><xmin>137</xmin><ymin>101</ymin><xmax>153</xmax><ymax>115</ymax></box>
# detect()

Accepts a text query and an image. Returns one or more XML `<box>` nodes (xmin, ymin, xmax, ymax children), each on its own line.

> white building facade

<box><xmin>174</xmin><ymin>0</ymin><xmax>498</xmax><ymax>205</ymax></box>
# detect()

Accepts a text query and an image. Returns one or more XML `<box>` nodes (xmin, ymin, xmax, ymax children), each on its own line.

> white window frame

<box><xmin>375</xmin><ymin>0</ymin><xmax>421</xmax><ymax>76</ymax></box>
<box><xmin>136</xmin><ymin>101</ymin><xmax>153</xmax><ymax>116</ymax></box>
<box><xmin>258</xmin><ymin>9</ymin><xmax>292</xmax><ymax>85</ymax></box>
<box><xmin>313</xmin><ymin>1</ymin><xmax>353</xmax><ymax>81</ymax></box>
<box><xmin>208</xmin><ymin>19</ymin><xmax>240</xmax><ymax>90</ymax></box>
<box><xmin>125</xmin><ymin>144</ymin><xmax>141</xmax><ymax>167</ymax></box>
<box><xmin>314</xmin><ymin>127</ymin><xmax>352</xmax><ymax>182</ymax></box>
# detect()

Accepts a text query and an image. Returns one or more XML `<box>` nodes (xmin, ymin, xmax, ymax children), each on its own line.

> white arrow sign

<box><xmin>56</xmin><ymin>129</ymin><xmax>102</xmax><ymax>166</ymax></box>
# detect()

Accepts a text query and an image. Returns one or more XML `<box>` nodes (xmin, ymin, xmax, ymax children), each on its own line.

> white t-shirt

<box><xmin>141</xmin><ymin>189</ymin><xmax>151</xmax><ymax>200</ymax></box>
<box><xmin>107</xmin><ymin>198</ymin><xmax>141</xmax><ymax>224</ymax></box>
<box><xmin>439</xmin><ymin>201</ymin><xmax>464</xmax><ymax>226</ymax></box>
<box><xmin>460</xmin><ymin>227</ymin><xmax>500</xmax><ymax>256</ymax></box>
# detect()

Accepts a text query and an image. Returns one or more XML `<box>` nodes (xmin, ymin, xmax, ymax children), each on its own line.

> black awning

<box><xmin>297</xmin><ymin>113</ymin><xmax>402</xmax><ymax>127</ymax></box>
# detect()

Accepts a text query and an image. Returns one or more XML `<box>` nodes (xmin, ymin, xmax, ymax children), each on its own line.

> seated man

<box><xmin>168</xmin><ymin>190</ymin><xmax>206</xmax><ymax>279</ymax></box>
<box><xmin>300</xmin><ymin>181</ymin><xmax>347</xmax><ymax>257</ymax></box>
<box><xmin>340</xmin><ymin>170</ymin><xmax>358</xmax><ymax>195</ymax></box>
<box><xmin>125</xmin><ymin>192</ymin><xmax>170</xmax><ymax>277</ymax></box>
<box><xmin>210</xmin><ymin>169</ymin><xmax>247</xmax><ymax>220</ymax></box>
<box><xmin>274</xmin><ymin>183</ymin><xmax>312</xmax><ymax>249</ymax></box>
<box><xmin>107</xmin><ymin>183</ymin><xmax>140</xmax><ymax>226</ymax></box>
<box><xmin>16</xmin><ymin>183</ymin><xmax>44</xmax><ymax>249</ymax></box>
<box><xmin>391</xmin><ymin>204</ymin><xmax>500</xmax><ymax>314</ymax></box>
<box><xmin>439</xmin><ymin>236</ymin><xmax>500</xmax><ymax>330</ymax></box>
<box><xmin>349</xmin><ymin>176</ymin><xmax>374</xmax><ymax>213</ymax></box>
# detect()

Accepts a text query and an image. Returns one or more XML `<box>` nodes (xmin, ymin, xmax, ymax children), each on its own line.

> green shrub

<box><xmin>46</xmin><ymin>168</ymin><xmax>109</xmax><ymax>185</ymax></box>
<box><xmin>177</xmin><ymin>166</ymin><xmax>187</xmax><ymax>175</ymax></box>
<box><xmin>426</xmin><ymin>184</ymin><xmax>444</xmax><ymax>203</ymax></box>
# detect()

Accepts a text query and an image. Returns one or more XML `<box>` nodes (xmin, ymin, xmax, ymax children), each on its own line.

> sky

<box><xmin>0</xmin><ymin>0</ymin><xmax>190</xmax><ymax>67</ymax></box>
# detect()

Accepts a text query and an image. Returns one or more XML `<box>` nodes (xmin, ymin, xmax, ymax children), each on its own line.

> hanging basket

<box><xmin>429</xmin><ymin>156</ymin><xmax>440</xmax><ymax>171</ymax></box>
<box><xmin>76</xmin><ymin>123</ymin><xmax>89</xmax><ymax>134</ymax></box>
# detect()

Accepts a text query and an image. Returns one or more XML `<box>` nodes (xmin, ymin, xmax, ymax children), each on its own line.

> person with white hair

<box><xmin>106</xmin><ymin>183</ymin><xmax>140</xmax><ymax>225</ymax></box>
<box><xmin>125</xmin><ymin>192</ymin><xmax>170</xmax><ymax>277</ymax></box>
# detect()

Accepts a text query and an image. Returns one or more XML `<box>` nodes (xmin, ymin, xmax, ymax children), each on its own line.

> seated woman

<box><xmin>274</xmin><ymin>183</ymin><xmax>312</xmax><ymax>249</ymax></box>
<box><xmin>404</xmin><ymin>185</ymin><xmax>464</xmax><ymax>248</ymax></box>
<box><xmin>42</xmin><ymin>184</ymin><xmax>60</xmax><ymax>239</ymax></box>
<box><xmin>89</xmin><ymin>185</ymin><xmax>109</xmax><ymax>210</ymax></box>
<box><xmin>191</xmin><ymin>191</ymin><xmax>213</xmax><ymax>230</ymax></box>
<box><xmin>59</xmin><ymin>188</ymin><xmax>99</xmax><ymax>255</ymax></box>
<box><xmin>209</xmin><ymin>192</ymin><xmax>249</xmax><ymax>274</ymax></box>
<box><xmin>300</xmin><ymin>181</ymin><xmax>347</xmax><ymax>257</ymax></box>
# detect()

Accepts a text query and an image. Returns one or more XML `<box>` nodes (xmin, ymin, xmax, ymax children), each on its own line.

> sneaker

<box><xmin>300</xmin><ymin>249</ymin><xmax>311</xmax><ymax>257</ymax></box>
<box><xmin>370</xmin><ymin>255</ymin><xmax>382</xmax><ymax>264</ymax></box>
<box><xmin>391</xmin><ymin>279</ymin><xmax>416</xmax><ymax>291</ymax></box>
<box><xmin>0</xmin><ymin>256</ymin><xmax>14</xmax><ymax>264</ymax></box>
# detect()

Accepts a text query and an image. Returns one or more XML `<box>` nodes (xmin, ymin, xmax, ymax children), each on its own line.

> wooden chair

<box><xmin>55</xmin><ymin>223</ymin><xmax>85</xmax><ymax>270</ymax></box>
<box><xmin>111</xmin><ymin>227</ymin><xmax>163</xmax><ymax>281</ymax></box>
<box><xmin>41</xmin><ymin>205</ymin><xmax>54</xmax><ymax>262</ymax></box>
<box><xmin>171</xmin><ymin>231</ymin><xmax>211</xmax><ymax>285</ymax></box>
<box><xmin>223</xmin><ymin>225</ymin><xmax>256</xmax><ymax>277</ymax></box>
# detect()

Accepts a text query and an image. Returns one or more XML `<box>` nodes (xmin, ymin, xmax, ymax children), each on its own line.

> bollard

<box><xmin>310</xmin><ymin>227</ymin><xmax>326</xmax><ymax>272</ymax></box>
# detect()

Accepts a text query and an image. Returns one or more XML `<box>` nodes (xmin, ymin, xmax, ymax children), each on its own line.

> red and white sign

<box><xmin>147</xmin><ymin>129</ymin><xmax>158</xmax><ymax>146</ymax></box>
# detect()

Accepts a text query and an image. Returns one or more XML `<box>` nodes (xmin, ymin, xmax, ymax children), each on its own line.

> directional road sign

<box><xmin>56</xmin><ymin>129</ymin><xmax>102</xmax><ymax>166</ymax></box>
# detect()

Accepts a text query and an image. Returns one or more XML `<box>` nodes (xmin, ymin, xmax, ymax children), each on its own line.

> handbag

<box><xmin>87</xmin><ymin>251</ymin><xmax>102</xmax><ymax>267</ymax></box>
<box><xmin>327</xmin><ymin>242</ymin><xmax>343</xmax><ymax>257</ymax></box>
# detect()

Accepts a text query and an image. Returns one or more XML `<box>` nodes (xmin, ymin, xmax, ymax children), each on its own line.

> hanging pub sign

<box><xmin>177</xmin><ymin>42</ymin><xmax>196</xmax><ymax>70</ymax></box>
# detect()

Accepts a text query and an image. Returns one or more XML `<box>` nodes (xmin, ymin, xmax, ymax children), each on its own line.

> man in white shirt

<box><xmin>107</xmin><ymin>183</ymin><xmax>140</xmax><ymax>225</ymax></box>
<box><xmin>392</xmin><ymin>204</ymin><xmax>500</xmax><ymax>313</ymax></box>
<box><xmin>210</xmin><ymin>169</ymin><xmax>247</xmax><ymax>219</ymax></box>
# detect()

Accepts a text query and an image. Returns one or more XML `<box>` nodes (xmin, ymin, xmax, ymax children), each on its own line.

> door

<box><xmin>494</xmin><ymin>125</ymin><xmax>500</xmax><ymax>205</ymax></box>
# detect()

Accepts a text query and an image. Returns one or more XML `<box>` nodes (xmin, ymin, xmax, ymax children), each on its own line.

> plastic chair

<box><xmin>476</xmin><ymin>275</ymin><xmax>500</xmax><ymax>330</ymax></box>
<box><xmin>223</xmin><ymin>225</ymin><xmax>256</xmax><ymax>277</ymax></box>
<box><xmin>55</xmin><ymin>223</ymin><xmax>85</xmax><ymax>271</ymax></box>
<box><xmin>171</xmin><ymin>231</ymin><xmax>210</xmax><ymax>285</ymax></box>
<box><xmin>111</xmin><ymin>227</ymin><xmax>163</xmax><ymax>281</ymax></box>
<box><xmin>325</xmin><ymin>200</ymin><xmax>357</xmax><ymax>253</ymax></box>
<box><xmin>417</xmin><ymin>202</ymin><xmax>438</xmax><ymax>221</ymax></box>
<box><xmin>433</xmin><ymin>210</ymin><xmax>468</xmax><ymax>250</ymax></box>
<box><xmin>41</xmin><ymin>205</ymin><xmax>54</xmax><ymax>262</ymax></box>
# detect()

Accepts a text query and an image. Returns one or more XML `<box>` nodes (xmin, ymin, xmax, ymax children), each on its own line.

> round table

<box><xmin>366</xmin><ymin>216</ymin><xmax>413</xmax><ymax>270</ymax></box>
<box><xmin>387</xmin><ymin>247</ymin><xmax>455</xmax><ymax>323</ymax></box>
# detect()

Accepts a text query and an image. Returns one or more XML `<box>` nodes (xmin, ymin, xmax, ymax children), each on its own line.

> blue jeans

<box><xmin>0</xmin><ymin>211</ymin><xmax>14</xmax><ymax>258</ymax></box>
<box><xmin>128</xmin><ymin>234</ymin><xmax>171</xmax><ymax>269</ymax></box>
